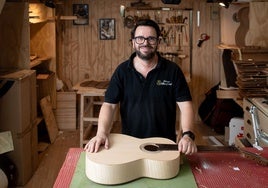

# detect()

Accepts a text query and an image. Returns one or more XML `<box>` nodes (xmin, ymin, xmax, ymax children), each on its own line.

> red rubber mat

<box><xmin>187</xmin><ymin>150</ymin><xmax>268</xmax><ymax>188</ymax></box>
<box><xmin>54</xmin><ymin>148</ymin><xmax>268</xmax><ymax>188</ymax></box>
<box><xmin>53</xmin><ymin>148</ymin><xmax>83</xmax><ymax>188</ymax></box>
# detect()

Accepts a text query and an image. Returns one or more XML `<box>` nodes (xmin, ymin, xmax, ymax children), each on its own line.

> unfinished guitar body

<box><xmin>85</xmin><ymin>134</ymin><xmax>180</xmax><ymax>185</ymax></box>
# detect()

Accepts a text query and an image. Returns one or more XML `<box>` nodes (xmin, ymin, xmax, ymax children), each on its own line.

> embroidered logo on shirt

<box><xmin>156</xmin><ymin>80</ymin><xmax>172</xmax><ymax>86</ymax></box>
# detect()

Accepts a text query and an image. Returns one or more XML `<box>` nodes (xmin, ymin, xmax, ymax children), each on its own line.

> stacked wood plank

<box><xmin>234</xmin><ymin>60</ymin><xmax>268</xmax><ymax>97</ymax></box>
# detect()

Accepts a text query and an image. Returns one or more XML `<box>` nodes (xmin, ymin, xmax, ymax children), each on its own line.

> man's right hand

<box><xmin>84</xmin><ymin>133</ymin><xmax>109</xmax><ymax>153</ymax></box>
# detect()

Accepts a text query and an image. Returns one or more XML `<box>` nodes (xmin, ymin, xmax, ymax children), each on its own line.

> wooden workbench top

<box><xmin>72</xmin><ymin>80</ymin><xmax>109</xmax><ymax>95</ymax></box>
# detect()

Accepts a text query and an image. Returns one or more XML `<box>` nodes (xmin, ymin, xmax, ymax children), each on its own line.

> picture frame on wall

<box><xmin>99</xmin><ymin>18</ymin><xmax>116</xmax><ymax>40</ymax></box>
<box><xmin>73</xmin><ymin>4</ymin><xmax>89</xmax><ymax>25</ymax></box>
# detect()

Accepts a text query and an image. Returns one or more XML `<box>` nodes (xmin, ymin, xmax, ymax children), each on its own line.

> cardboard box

<box><xmin>55</xmin><ymin>92</ymin><xmax>77</xmax><ymax>130</ymax></box>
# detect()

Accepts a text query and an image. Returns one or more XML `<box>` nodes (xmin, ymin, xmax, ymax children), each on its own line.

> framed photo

<box><xmin>73</xmin><ymin>4</ymin><xmax>89</xmax><ymax>25</ymax></box>
<box><xmin>99</xmin><ymin>18</ymin><xmax>116</xmax><ymax>40</ymax></box>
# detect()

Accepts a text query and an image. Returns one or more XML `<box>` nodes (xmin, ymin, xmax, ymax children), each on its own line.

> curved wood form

<box><xmin>85</xmin><ymin>134</ymin><xmax>180</xmax><ymax>185</ymax></box>
<box><xmin>235</xmin><ymin>7</ymin><xmax>249</xmax><ymax>47</ymax></box>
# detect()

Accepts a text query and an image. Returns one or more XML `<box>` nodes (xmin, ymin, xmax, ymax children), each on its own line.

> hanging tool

<box><xmin>161</xmin><ymin>26</ymin><xmax>172</xmax><ymax>45</ymax></box>
<box><xmin>182</xmin><ymin>17</ymin><xmax>188</xmax><ymax>43</ymax></box>
<box><xmin>197</xmin><ymin>33</ymin><xmax>210</xmax><ymax>47</ymax></box>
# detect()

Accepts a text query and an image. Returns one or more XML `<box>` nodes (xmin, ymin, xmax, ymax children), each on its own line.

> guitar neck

<box><xmin>156</xmin><ymin>144</ymin><xmax>237</xmax><ymax>152</ymax></box>
<box><xmin>156</xmin><ymin>144</ymin><xmax>268</xmax><ymax>166</ymax></box>
<box><xmin>156</xmin><ymin>144</ymin><xmax>178</xmax><ymax>150</ymax></box>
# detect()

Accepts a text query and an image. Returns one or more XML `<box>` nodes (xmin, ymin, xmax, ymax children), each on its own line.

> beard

<box><xmin>135</xmin><ymin>45</ymin><xmax>157</xmax><ymax>61</ymax></box>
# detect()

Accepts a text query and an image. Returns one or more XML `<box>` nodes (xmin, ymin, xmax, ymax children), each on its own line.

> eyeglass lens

<box><xmin>134</xmin><ymin>36</ymin><xmax>158</xmax><ymax>44</ymax></box>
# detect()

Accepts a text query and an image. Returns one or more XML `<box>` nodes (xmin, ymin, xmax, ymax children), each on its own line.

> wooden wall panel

<box><xmin>246</xmin><ymin>2</ymin><xmax>268</xmax><ymax>47</ymax></box>
<box><xmin>28</xmin><ymin>3</ymin><xmax>57</xmax><ymax>73</ymax></box>
<box><xmin>57</xmin><ymin>0</ymin><xmax>221</xmax><ymax>122</ymax></box>
<box><xmin>190</xmin><ymin>1</ymin><xmax>221</xmax><ymax>120</ymax></box>
<box><xmin>0</xmin><ymin>2</ymin><xmax>29</xmax><ymax>69</ymax></box>
<box><xmin>0</xmin><ymin>0</ymin><xmax>5</xmax><ymax>14</ymax></box>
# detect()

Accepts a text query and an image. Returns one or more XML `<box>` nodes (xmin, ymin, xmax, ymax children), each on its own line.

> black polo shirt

<box><xmin>105</xmin><ymin>52</ymin><xmax>192</xmax><ymax>141</ymax></box>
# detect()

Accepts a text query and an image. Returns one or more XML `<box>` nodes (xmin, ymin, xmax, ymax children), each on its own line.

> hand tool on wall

<box><xmin>160</xmin><ymin>26</ymin><xmax>172</xmax><ymax>45</ymax></box>
<box><xmin>197</xmin><ymin>33</ymin><xmax>210</xmax><ymax>47</ymax></box>
<box><xmin>182</xmin><ymin>17</ymin><xmax>188</xmax><ymax>43</ymax></box>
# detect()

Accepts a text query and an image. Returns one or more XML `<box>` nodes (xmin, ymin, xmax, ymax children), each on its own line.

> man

<box><xmin>84</xmin><ymin>19</ymin><xmax>197</xmax><ymax>155</ymax></box>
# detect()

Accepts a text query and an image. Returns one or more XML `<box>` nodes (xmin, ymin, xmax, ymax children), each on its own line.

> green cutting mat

<box><xmin>70</xmin><ymin>152</ymin><xmax>197</xmax><ymax>188</ymax></box>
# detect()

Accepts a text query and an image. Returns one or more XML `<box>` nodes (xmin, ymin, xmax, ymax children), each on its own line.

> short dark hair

<box><xmin>131</xmin><ymin>19</ymin><xmax>161</xmax><ymax>39</ymax></box>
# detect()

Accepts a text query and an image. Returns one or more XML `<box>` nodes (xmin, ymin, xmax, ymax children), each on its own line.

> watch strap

<box><xmin>182</xmin><ymin>131</ymin><xmax>195</xmax><ymax>141</ymax></box>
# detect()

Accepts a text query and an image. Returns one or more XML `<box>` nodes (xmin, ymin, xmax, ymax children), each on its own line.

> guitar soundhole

<box><xmin>144</xmin><ymin>144</ymin><xmax>159</xmax><ymax>152</ymax></box>
<box><xmin>139</xmin><ymin>143</ymin><xmax>161</xmax><ymax>153</ymax></box>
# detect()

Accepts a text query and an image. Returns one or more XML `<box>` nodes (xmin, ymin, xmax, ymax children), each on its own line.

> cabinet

<box><xmin>0</xmin><ymin>70</ymin><xmax>38</xmax><ymax>186</ymax></box>
<box><xmin>124</xmin><ymin>7</ymin><xmax>192</xmax><ymax>81</ymax></box>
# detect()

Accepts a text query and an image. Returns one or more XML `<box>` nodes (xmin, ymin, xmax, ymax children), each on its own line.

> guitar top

<box><xmin>85</xmin><ymin>134</ymin><xmax>180</xmax><ymax>185</ymax></box>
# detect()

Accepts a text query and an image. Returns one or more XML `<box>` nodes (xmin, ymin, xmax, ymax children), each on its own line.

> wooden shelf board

<box><xmin>30</xmin><ymin>56</ymin><xmax>52</xmax><ymax>68</ymax></box>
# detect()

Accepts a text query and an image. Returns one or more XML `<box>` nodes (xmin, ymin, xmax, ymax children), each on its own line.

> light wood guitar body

<box><xmin>85</xmin><ymin>134</ymin><xmax>180</xmax><ymax>185</ymax></box>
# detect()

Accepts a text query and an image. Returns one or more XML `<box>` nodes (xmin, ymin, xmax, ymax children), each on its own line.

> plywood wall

<box><xmin>30</xmin><ymin>3</ymin><xmax>56</xmax><ymax>72</ymax></box>
<box><xmin>57</xmin><ymin>0</ymin><xmax>221</xmax><ymax>121</ymax></box>
<box><xmin>57</xmin><ymin>0</ymin><xmax>195</xmax><ymax>81</ymax></box>
<box><xmin>191</xmin><ymin>1</ymin><xmax>221</xmax><ymax>120</ymax></box>
<box><xmin>0</xmin><ymin>2</ymin><xmax>29</xmax><ymax>69</ymax></box>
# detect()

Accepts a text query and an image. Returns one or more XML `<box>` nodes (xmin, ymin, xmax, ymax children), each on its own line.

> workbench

<box><xmin>53</xmin><ymin>148</ymin><xmax>268</xmax><ymax>188</ymax></box>
<box><xmin>73</xmin><ymin>80</ymin><xmax>109</xmax><ymax>147</ymax></box>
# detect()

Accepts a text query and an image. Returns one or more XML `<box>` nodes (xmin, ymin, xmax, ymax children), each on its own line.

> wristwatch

<box><xmin>182</xmin><ymin>131</ymin><xmax>195</xmax><ymax>141</ymax></box>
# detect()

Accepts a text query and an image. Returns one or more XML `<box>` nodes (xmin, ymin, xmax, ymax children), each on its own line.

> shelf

<box><xmin>163</xmin><ymin>23</ymin><xmax>187</xmax><ymax>26</ymax></box>
<box><xmin>83</xmin><ymin>117</ymin><xmax>99</xmax><ymax>122</ymax></box>
<box><xmin>125</xmin><ymin>7</ymin><xmax>192</xmax><ymax>11</ymax></box>
<box><xmin>30</xmin><ymin>57</ymin><xmax>51</xmax><ymax>68</ymax></box>
<box><xmin>30</xmin><ymin>18</ymin><xmax>55</xmax><ymax>24</ymax></box>
<box><xmin>217</xmin><ymin>44</ymin><xmax>241</xmax><ymax>50</ymax></box>
<box><xmin>29</xmin><ymin>18</ymin><xmax>47</xmax><ymax>24</ymax></box>
<box><xmin>29</xmin><ymin>3</ymin><xmax>55</xmax><ymax>24</ymax></box>
<box><xmin>217</xmin><ymin>44</ymin><xmax>267</xmax><ymax>52</ymax></box>
<box><xmin>60</xmin><ymin>16</ymin><xmax>78</xmax><ymax>20</ymax></box>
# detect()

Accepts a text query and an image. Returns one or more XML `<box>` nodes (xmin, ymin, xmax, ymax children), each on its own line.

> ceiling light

<box><xmin>219</xmin><ymin>0</ymin><xmax>233</xmax><ymax>8</ymax></box>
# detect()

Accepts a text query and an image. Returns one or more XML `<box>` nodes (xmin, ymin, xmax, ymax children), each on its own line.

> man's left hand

<box><xmin>178</xmin><ymin>136</ymin><xmax>197</xmax><ymax>155</ymax></box>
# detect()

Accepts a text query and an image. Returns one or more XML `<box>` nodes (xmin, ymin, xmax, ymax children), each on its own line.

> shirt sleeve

<box><xmin>104</xmin><ymin>67</ymin><xmax>123</xmax><ymax>104</ymax></box>
<box><xmin>174</xmin><ymin>67</ymin><xmax>192</xmax><ymax>102</ymax></box>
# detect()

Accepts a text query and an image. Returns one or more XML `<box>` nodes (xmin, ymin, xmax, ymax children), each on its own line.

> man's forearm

<box><xmin>96</xmin><ymin>102</ymin><xmax>117</xmax><ymax>136</ymax></box>
<box><xmin>177</xmin><ymin>101</ymin><xmax>195</xmax><ymax>133</ymax></box>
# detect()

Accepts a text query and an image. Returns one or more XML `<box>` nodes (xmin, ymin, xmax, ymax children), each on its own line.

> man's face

<box><xmin>132</xmin><ymin>26</ymin><xmax>159</xmax><ymax>61</ymax></box>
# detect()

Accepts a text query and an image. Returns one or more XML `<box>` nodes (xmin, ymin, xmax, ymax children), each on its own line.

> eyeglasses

<box><xmin>133</xmin><ymin>36</ymin><xmax>158</xmax><ymax>45</ymax></box>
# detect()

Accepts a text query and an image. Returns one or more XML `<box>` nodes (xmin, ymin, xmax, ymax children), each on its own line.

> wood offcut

<box><xmin>40</xmin><ymin>96</ymin><xmax>58</xmax><ymax>143</ymax></box>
